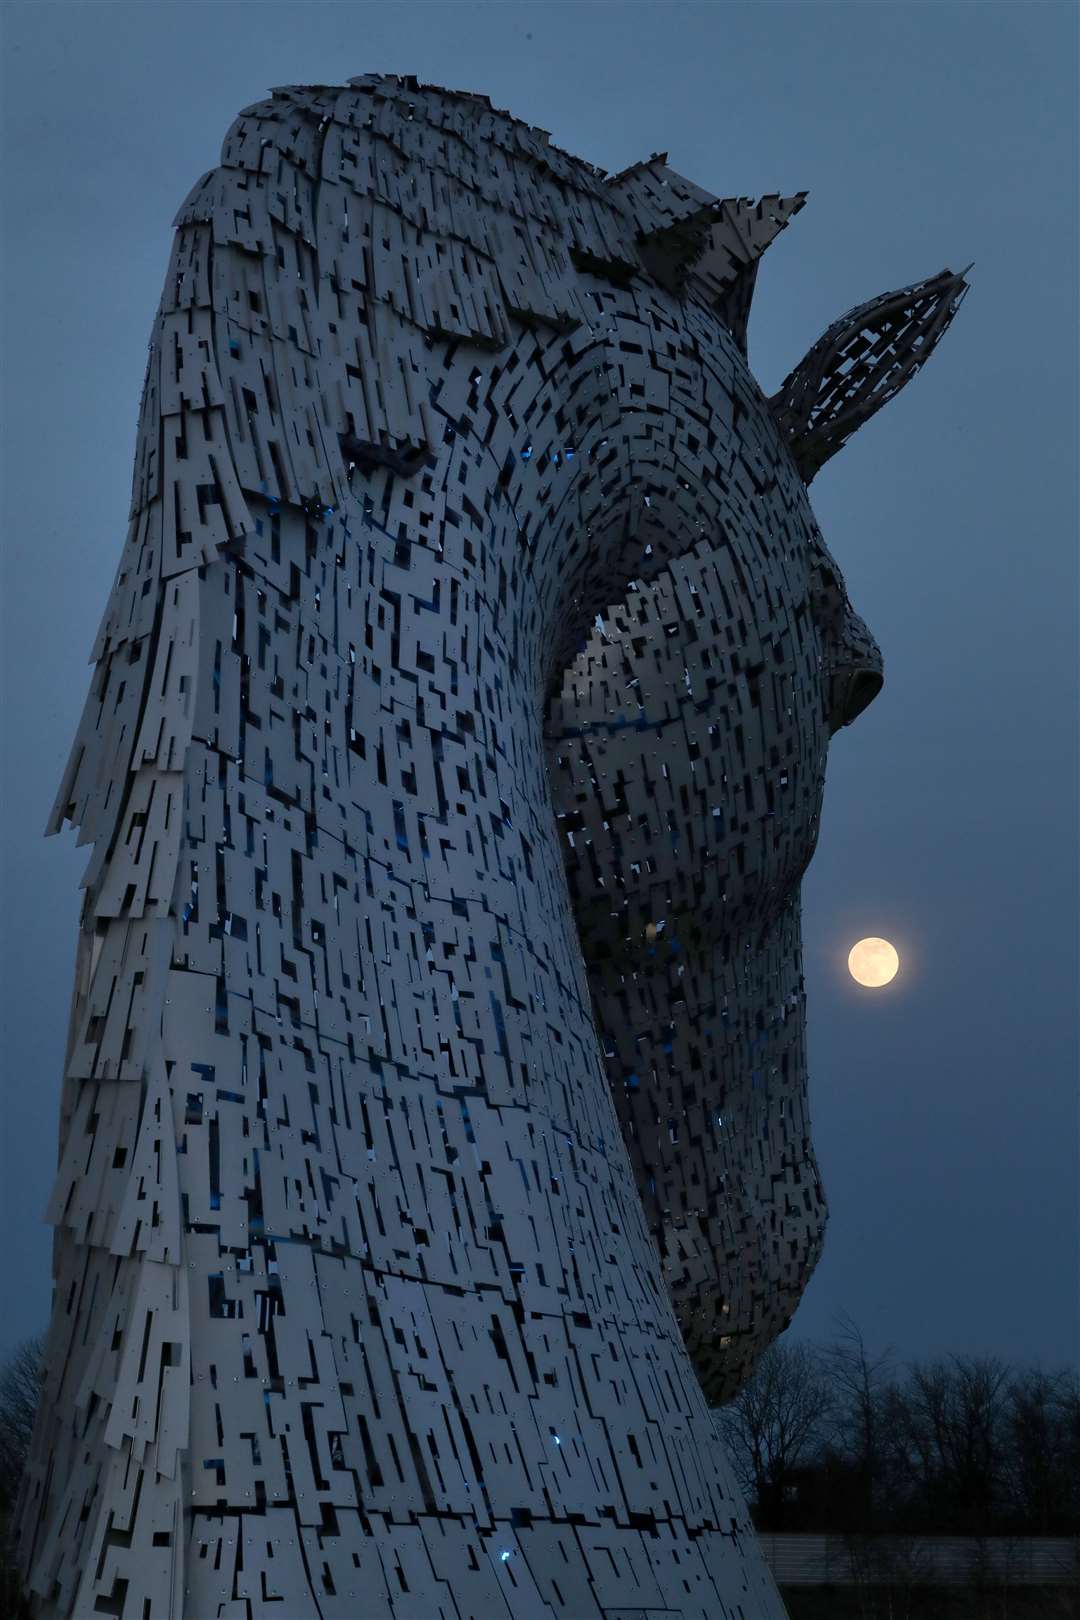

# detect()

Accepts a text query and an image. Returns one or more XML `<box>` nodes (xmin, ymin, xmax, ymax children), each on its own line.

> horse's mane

<box><xmin>49</xmin><ymin>75</ymin><xmax>804</xmax><ymax>863</ymax></box>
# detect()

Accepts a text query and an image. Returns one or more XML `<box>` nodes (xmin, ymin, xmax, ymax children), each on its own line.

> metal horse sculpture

<box><xmin>17</xmin><ymin>75</ymin><xmax>966</xmax><ymax>1619</ymax></box>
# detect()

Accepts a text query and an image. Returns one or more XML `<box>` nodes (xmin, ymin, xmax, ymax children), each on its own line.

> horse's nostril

<box><xmin>829</xmin><ymin>666</ymin><xmax>884</xmax><ymax>731</ymax></box>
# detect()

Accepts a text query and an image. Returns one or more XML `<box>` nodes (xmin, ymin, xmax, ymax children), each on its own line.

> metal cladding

<box><xmin>767</xmin><ymin>268</ymin><xmax>970</xmax><ymax>484</ymax></box>
<box><xmin>17</xmin><ymin>73</ymin><xmax>965</xmax><ymax>1620</ymax></box>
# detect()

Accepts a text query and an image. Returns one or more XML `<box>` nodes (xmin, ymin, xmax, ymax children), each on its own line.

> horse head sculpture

<box><xmin>18</xmin><ymin>74</ymin><xmax>966</xmax><ymax>1619</ymax></box>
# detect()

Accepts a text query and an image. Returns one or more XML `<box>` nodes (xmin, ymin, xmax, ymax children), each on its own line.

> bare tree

<box><xmin>0</xmin><ymin>1335</ymin><xmax>44</xmax><ymax>1515</ymax></box>
<box><xmin>1060</xmin><ymin>1371</ymin><xmax>1080</xmax><ymax>1529</ymax></box>
<box><xmin>1002</xmin><ymin>1367</ymin><xmax>1080</xmax><ymax>1535</ymax></box>
<box><xmin>824</xmin><ymin>1311</ymin><xmax>896</xmax><ymax>1533</ymax></box>
<box><xmin>717</xmin><ymin>1340</ymin><xmax>833</xmax><ymax>1528</ymax></box>
<box><xmin>885</xmin><ymin>1353</ymin><xmax>1010</xmax><ymax>1535</ymax></box>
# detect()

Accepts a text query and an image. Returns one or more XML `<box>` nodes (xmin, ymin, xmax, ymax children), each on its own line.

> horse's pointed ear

<box><xmin>769</xmin><ymin>266</ymin><xmax>971</xmax><ymax>484</ymax></box>
<box><xmin>694</xmin><ymin>193</ymin><xmax>808</xmax><ymax>351</ymax></box>
<box><xmin>608</xmin><ymin>159</ymin><xmax>806</xmax><ymax>349</ymax></box>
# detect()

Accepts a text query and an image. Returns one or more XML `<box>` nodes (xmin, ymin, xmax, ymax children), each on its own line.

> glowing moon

<box><xmin>848</xmin><ymin>937</ymin><xmax>900</xmax><ymax>988</ymax></box>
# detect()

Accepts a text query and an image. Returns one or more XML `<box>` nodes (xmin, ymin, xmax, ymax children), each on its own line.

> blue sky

<box><xmin>1</xmin><ymin>0</ymin><xmax>1076</xmax><ymax>1371</ymax></box>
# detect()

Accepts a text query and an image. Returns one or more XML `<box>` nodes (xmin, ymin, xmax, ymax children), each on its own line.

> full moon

<box><xmin>848</xmin><ymin>937</ymin><xmax>900</xmax><ymax>987</ymax></box>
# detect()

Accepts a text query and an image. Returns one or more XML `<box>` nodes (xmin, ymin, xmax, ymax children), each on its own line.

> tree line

<box><xmin>716</xmin><ymin>1314</ymin><xmax>1080</xmax><ymax>1538</ymax></box>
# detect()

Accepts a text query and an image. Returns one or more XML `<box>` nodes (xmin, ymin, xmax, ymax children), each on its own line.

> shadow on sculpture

<box><xmin>16</xmin><ymin>74</ymin><xmax>966</xmax><ymax>1619</ymax></box>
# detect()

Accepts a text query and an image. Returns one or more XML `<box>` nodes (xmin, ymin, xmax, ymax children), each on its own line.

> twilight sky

<box><xmin>1</xmin><ymin>0</ymin><xmax>1076</xmax><ymax>1372</ymax></box>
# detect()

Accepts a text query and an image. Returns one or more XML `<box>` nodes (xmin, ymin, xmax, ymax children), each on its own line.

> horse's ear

<box><xmin>607</xmin><ymin>157</ymin><xmax>806</xmax><ymax>351</ymax></box>
<box><xmin>769</xmin><ymin>266</ymin><xmax>971</xmax><ymax>484</ymax></box>
<box><xmin>690</xmin><ymin>193</ymin><xmax>808</xmax><ymax>351</ymax></box>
